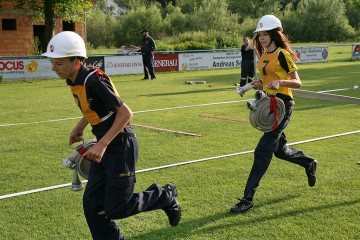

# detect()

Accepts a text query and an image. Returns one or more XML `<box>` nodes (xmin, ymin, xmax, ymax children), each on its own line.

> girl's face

<box><xmin>257</xmin><ymin>31</ymin><xmax>271</xmax><ymax>48</ymax></box>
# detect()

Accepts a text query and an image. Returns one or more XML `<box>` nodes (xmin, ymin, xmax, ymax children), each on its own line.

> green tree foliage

<box><xmin>227</xmin><ymin>0</ymin><xmax>281</xmax><ymax>21</ymax></box>
<box><xmin>86</xmin><ymin>8</ymin><xmax>118</xmax><ymax>48</ymax></box>
<box><xmin>163</xmin><ymin>5</ymin><xmax>188</xmax><ymax>35</ymax></box>
<box><xmin>3</xmin><ymin>0</ymin><xmax>359</xmax><ymax>52</ymax></box>
<box><xmin>283</xmin><ymin>0</ymin><xmax>356</xmax><ymax>42</ymax></box>
<box><xmin>114</xmin><ymin>0</ymin><xmax>242</xmax><ymax>49</ymax></box>
<box><xmin>113</xmin><ymin>0</ymin><xmax>143</xmax><ymax>10</ymax></box>
<box><xmin>115</xmin><ymin>5</ymin><xmax>164</xmax><ymax>46</ymax></box>
<box><xmin>176</xmin><ymin>0</ymin><xmax>204</xmax><ymax>13</ymax></box>
<box><xmin>187</xmin><ymin>0</ymin><xmax>239</xmax><ymax>33</ymax></box>
<box><xmin>345</xmin><ymin>0</ymin><xmax>360</xmax><ymax>31</ymax></box>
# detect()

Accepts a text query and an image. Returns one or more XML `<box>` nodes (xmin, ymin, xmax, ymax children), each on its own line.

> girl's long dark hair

<box><xmin>253</xmin><ymin>28</ymin><xmax>299</xmax><ymax>61</ymax></box>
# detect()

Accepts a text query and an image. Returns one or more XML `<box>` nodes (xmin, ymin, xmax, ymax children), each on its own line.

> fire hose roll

<box><xmin>75</xmin><ymin>154</ymin><xmax>92</xmax><ymax>179</ymax></box>
<box><xmin>247</xmin><ymin>90</ymin><xmax>286</xmax><ymax>132</ymax></box>
<box><xmin>74</xmin><ymin>140</ymin><xmax>95</xmax><ymax>179</ymax></box>
<box><xmin>63</xmin><ymin>139</ymin><xmax>96</xmax><ymax>180</ymax></box>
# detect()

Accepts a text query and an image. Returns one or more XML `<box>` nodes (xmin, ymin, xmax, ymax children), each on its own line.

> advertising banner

<box><xmin>0</xmin><ymin>46</ymin><xmax>332</xmax><ymax>81</ymax></box>
<box><xmin>178</xmin><ymin>51</ymin><xmax>241</xmax><ymax>71</ymax></box>
<box><xmin>0</xmin><ymin>58</ymin><xmax>57</xmax><ymax>80</ymax></box>
<box><xmin>153</xmin><ymin>53</ymin><xmax>178</xmax><ymax>72</ymax></box>
<box><xmin>293</xmin><ymin>47</ymin><xmax>329</xmax><ymax>63</ymax></box>
<box><xmin>84</xmin><ymin>56</ymin><xmax>105</xmax><ymax>71</ymax></box>
<box><xmin>351</xmin><ymin>44</ymin><xmax>360</xmax><ymax>60</ymax></box>
<box><xmin>104</xmin><ymin>55</ymin><xmax>143</xmax><ymax>75</ymax></box>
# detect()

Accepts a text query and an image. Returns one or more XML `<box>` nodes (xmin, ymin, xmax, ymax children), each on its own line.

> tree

<box><xmin>2</xmin><ymin>0</ymin><xmax>97</xmax><ymax>51</ymax></box>
<box><xmin>344</xmin><ymin>0</ymin><xmax>360</xmax><ymax>31</ymax></box>
<box><xmin>278</xmin><ymin>0</ymin><xmax>302</xmax><ymax>10</ymax></box>
<box><xmin>148</xmin><ymin>0</ymin><xmax>176</xmax><ymax>8</ymax></box>
<box><xmin>115</xmin><ymin>5</ymin><xmax>164</xmax><ymax>46</ymax></box>
<box><xmin>175</xmin><ymin>0</ymin><xmax>204</xmax><ymax>14</ymax></box>
<box><xmin>86</xmin><ymin>8</ymin><xmax>118</xmax><ymax>48</ymax></box>
<box><xmin>163</xmin><ymin>5</ymin><xmax>187</xmax><ymax>35</ymax></box>
<box><xmin>188</xmin><ymin>0</ymin><xmax>240</xmax><ymax>33</ymax></box>
<box><xmin>284</xmin><ymin>0</ymin><xmax>355</xmax><ymax>42</ymax></box>
<box><xmin>227</xmin><ymin>0</ymin><xmax>281</xmax><ymax>21</ymax></box>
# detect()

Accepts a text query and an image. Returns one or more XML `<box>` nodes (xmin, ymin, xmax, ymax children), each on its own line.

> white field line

<box><xmin>0</xmin><ymin>87</ymin><xmax>353</xmax><ymax>128</ymax></box>
<box><xmin>0</xmin><ymin>88</ymin><xmax>350</xmax><ymax>127</ymax></box>
<box><xmin>1</xmin><ymin>129</ymin><xmax>359</xmax><ymax>200</ymax></box>
<box><xmin>0</xmin><ymin>100</ymin><xmax>248</xmax><ymax>127</ymax></box>
<box><xmin>317</xmin><ymin>88</ymin><xmax>350</xmax><ymax>93</ymax></box>
<box><xmin>0</xmin><ymin>117</ymin><xmax>82</xmax><ymax>127</ymax></box>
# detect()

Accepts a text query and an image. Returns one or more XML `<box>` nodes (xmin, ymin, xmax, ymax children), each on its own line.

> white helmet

<box><xmin>42</xmin><ymin>31</ymin><xmax>87</xmax><ymax>58</ymax></box>
<box><xmin>254</xmin><ymin>15</ymin><xmax>283</xmax><ymax>33</ymax></box>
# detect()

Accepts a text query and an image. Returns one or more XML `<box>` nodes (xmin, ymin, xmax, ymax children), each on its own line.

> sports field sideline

<box><xmin>0</xmin><ymin>48</ymin><xmax>359</xmax><ymax>239</ymax></box>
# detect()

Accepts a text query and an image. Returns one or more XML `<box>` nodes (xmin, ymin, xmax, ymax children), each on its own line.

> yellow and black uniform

<box><xmin>67</xmin><ymin>66</ymin><xmax>173</xmax><ymax>240</ymax></box>
<box><xmin>257</xmin><ymin>47</ymin><xmax>296</xmax><ymax>100</ymax></box>
<box><xmin>241</xmin><ymin>47</ymin><xmax>316</xmax><ymax>202</ymax></box>
<box><xmin>67</xmin><ymin>66</ymin><xmax>123</xmax><ymax>138</ymax></box>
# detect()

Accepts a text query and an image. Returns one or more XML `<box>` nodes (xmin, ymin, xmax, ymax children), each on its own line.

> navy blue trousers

<box><xmin>243</xmin><ymin>101</ymin><xmax>315</xmax><ymax>200</ymax></box>
<box><xmin>240</xmin><ymin>60</ymin><xmax>255</xmax><ymax>86</ymax></box>
<box><xmin>83</xmin><ymin>134</ymin><xmax>171</xmax><ymax>240</ymax></box>
<box><xmin>142</xmin><ymin>53</ymin><xmax>155</xmax><ymax>79</ymax></box>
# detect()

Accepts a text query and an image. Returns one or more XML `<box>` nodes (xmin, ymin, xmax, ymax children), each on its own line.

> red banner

<box><xmin>153</xmin><ymin>54</ymin><xmax>178</xmax><ymax>72</ymax></box>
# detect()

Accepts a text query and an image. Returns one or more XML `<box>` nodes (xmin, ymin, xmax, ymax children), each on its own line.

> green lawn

<box><xmin>0</xmin><ymin>48</ymin><xmax>359</xmax><ymax>239</ymax></box>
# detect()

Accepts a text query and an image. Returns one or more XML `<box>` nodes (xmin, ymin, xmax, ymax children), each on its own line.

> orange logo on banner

<box><xmin>26</xmin><ymin>61</ymin><xmax>38</xmax><ymax>72</ymax></box>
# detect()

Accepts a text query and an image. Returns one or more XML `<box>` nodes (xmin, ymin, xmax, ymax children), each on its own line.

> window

<box><xmin>2</xmin><ymin>19</ymin><xmax>17</xmax><ymax>30</ymax></box>
<box><xmin>63</xmin><ymin>21</ymin><xmax>75</xmax><ymax>31</ymax></box>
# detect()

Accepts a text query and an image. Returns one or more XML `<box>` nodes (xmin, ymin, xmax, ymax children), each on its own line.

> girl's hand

<box><xmin>252</xmin><ymin>80</ymin><xmax>263</xmax><ymax>90</ymax></box>
<box><xmin>268</xmin><ymin>80</ymin><xmax>281</xmax><ymax>90</ymax></box>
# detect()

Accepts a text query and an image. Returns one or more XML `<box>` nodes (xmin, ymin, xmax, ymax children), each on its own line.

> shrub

<box><xmin>173</xmin><ymin>41</ymin><xmax>216</xmax><ymax>51</ymax></box>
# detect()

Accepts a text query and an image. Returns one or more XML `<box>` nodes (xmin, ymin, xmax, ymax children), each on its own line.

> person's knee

<box><xmin>103</xmin><ymin>176</ymin><xmax>135</xmax><ymax>219</ymax></box>
<box><xmin>274</xmin><ymin>151</ymin><xmax>285</xmax><ymax>159</ymax></box>
<box><xmin>104</xmin><ymin>199</ymin><xmax>130</xmax><ymax>219</ymax></box>
<box><xmin>83</xmin><ymin>195</ymin><xmax>102</xmax><ymax>219</ymax></box>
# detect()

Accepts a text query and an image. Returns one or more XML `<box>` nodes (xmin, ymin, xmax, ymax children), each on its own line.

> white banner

<box><xmin>0</xmin><ymin>58</ymin><xmax>57</xmax><ymax>80</ymax></box>
<box><xmin>104</xmin><ymin>55</ymin><xmax>143</xmax><ymax>75</ymax></box>
<box><xmin>293</xmin><ymin>47</ymin><xmax>329</xmax><ymax>63</ymax></box>
<box><xmin>179</xmin><ymin>52</ymin><xmax>242</xmax><ymax>71</ymax></box>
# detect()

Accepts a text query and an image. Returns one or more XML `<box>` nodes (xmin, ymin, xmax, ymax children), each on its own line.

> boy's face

<box><xmin>50</xmin><ymin>57</ymin><xmax>77</xmax><ymax>80</ymax></box>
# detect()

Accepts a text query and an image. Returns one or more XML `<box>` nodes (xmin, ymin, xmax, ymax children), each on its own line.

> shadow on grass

<box><xmin>294</xmin><ymin>100</ymin><xmax>359</xmax><ymax>112</ymax></box>
<box><xmin>294</xmin><ymin>103</ymin><xmax>336</xmax><ymax>112</ymax></box>
<box><xmin>128</xmin><ymin>194</ymin><xmax>335</xmax><ymax>239</ymax></box>
<box><xmin>200</xmin><ymin>198</ymin><xmax>360</xmax><ymax>235</ymax></box>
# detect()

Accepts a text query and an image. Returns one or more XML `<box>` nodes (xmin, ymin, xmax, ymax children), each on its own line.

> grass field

<box><xmin>0</xmin><ymin>45</ymin><xmax>359</xmax><ymax>239</ymax></box>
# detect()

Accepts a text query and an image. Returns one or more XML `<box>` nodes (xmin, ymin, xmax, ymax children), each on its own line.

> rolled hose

<box><xmin>63</xmin><ymin>139</ymin><xmax>96</xmax><ymax>179</ymax></box>
<box><xmin>247</xmin><ymin>91</ymin><xmax>286</xmax><ymax>132</ymax></box>
<box><xmin>75</xmin><ymin>139</ymin><xmax>96</xmax><ymax>179</ymax></box>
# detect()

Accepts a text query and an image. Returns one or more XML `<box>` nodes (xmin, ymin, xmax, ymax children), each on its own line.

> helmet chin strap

<box><xmin>67</xmin><ymin>58</ymin><xmax>78</xmax><ymax>80</ymax></box>
<box><xmin>267</xmin><ymin>40</ymin><xmax>273</xmax><ymax>48</ymax></box>
<box><xmin>264</xmin><ymin>40</ymin><xmax>274</xmax><ymax>53</ymax></box>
